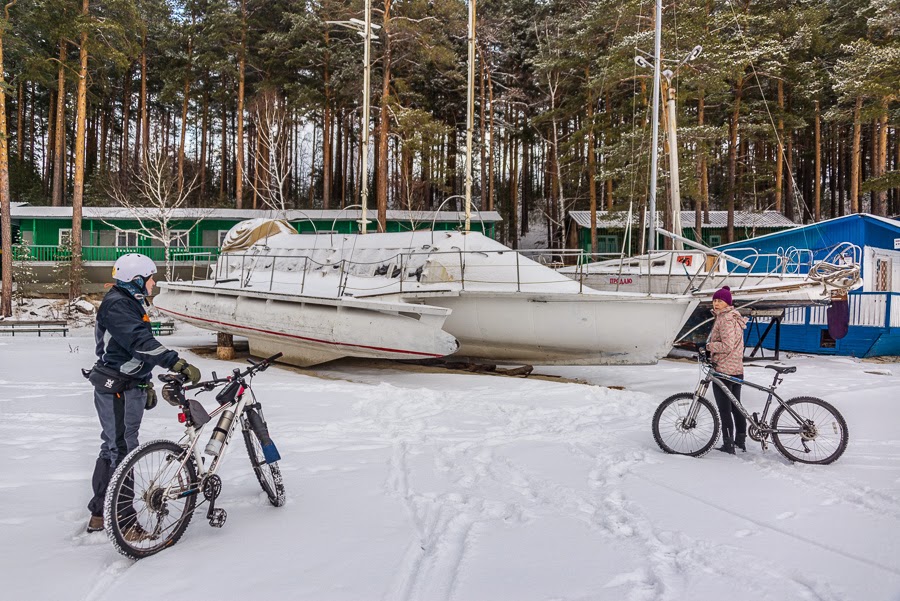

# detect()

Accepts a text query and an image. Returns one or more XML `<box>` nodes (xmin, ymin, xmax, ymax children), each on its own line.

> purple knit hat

<box><xmin>712</xmin><ymin>286</ymin><xmax>733</xmax><ymax>306</ymax></box>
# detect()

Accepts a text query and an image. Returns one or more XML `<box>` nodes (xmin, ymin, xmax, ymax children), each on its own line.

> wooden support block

<box><xmin>217</xmin><ymin>332</ymin><xmax>235</xmax><ymax>360</ymax></box>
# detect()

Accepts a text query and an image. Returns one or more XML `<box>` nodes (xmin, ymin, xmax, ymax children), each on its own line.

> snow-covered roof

<box><xmin>568</xmin><ymin>210</ymin><xmax>797</xmax><ymax>230</ymax></box>
<box><xmin>10</xmin><ymin>206</ymin><xmax>503</xmax><ymax>224</ymax></box>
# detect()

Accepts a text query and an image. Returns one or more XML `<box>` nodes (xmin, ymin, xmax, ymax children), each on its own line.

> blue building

<box><xmin>716</xmin><ymin>214</ymin><xmax>900</xmax><ymax>357</ymax></box>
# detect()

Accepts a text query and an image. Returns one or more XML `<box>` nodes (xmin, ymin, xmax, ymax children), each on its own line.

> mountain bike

<box><xmin>103</xmin><ymin>352</ymin><xmax>286</xmax><ymax>560</ymax></box>
<box><xmin>651</xmin><ymin>350</ymin><xmax>848</xmax><ymax>464</ymax></box>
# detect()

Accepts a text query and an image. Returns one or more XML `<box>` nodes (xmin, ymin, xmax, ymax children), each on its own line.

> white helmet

<box><xmin>112</xmin><ymin>253</ymin><xmax>157</xmax><ymax>283</ymax></box>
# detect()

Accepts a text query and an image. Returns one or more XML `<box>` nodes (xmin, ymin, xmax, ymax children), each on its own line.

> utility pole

<box><xmin>635</xmin><ymin>17</ymin><xmax>701</xmax><ymax>253</ymax></box>
<box><xmin>464</xmin><ymin>0</ymin><xmax>476</xmax><ymax>232</ymax></box>
<box><xmin>327</xmin><ymin>5</ymin><xmax>380</xmax><ymax>234</ymax></box>
<box><xmin>647</xmin><ymin>0</ymin><xmax>662</xmax><ymax>252</ymax></box>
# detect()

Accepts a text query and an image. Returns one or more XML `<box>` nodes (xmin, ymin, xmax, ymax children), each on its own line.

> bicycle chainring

<box><xmin>748</xmin><ymin>423</ymin><xmax>769</xmax><ymax>442</ymax></box>
<box><xmin>202</xmin><ymin>474</ymin><xmax>222</xmax><ymax>501</ymax></box>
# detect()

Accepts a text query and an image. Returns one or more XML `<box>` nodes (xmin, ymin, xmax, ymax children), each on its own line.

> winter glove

<box><xmin>171</xmin><ymin>358</ymin><xmax>201</xmax><ymax>385</ymax></box>
<box><xmin>142</xmin><ymin>382</ymin><xmax>157</xmax><ymax>410</ymax></box>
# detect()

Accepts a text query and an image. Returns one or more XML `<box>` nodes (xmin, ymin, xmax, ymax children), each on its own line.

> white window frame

<box><xmin>218</xmin><ymin>230</ymin><xmax>230</xmax><ymax>246</ymax></box>
<box><xmin>59</xmin><ymin>228</ymin><xmax>72</xmax><ymax>246</ymax></box>
<box><xmin>116</xmin><ymin>230</ymin><xmax>139</xmax><ymax>248</ymax></box>
<box><xmin>170</xmin><ymin>230</ymin><xmax>190</xmax><ymax>249</ymax></box>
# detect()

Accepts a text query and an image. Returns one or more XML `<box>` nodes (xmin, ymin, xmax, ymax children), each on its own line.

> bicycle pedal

<box><xmin>209</xmin><ymin>508</ymin><xmax>227</xmax><ymax>528</ymax></box>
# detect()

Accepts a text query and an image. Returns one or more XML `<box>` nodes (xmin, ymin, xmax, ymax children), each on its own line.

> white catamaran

<box><xmin>154</xmin><ymin>219</ymin><xmax>700</xmax><ymax>367</ymax></box>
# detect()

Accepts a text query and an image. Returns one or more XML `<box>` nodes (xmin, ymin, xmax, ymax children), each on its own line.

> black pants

<box><xmin>712</xmin><ymin>378</ymin><xmax>746</xmax><ymax>444</ymax></box>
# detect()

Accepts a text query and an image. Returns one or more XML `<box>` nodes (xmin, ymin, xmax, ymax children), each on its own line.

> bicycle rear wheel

<box><xmin>771</xmin><ymin>396</ymin><xmax>848</xmax><ymax>465</ymax></box>
<box><xmin>103</xmin><ymin>439</ymin><xmax>198</xmax><ymax>560</ymax></box>
<box><xmin>652</xmin><ymin>393</ymin><xmax>721</xmax><ymax>457</ymax></box>
<box><xmin>242</xmin><ymin>410</ymin><xmax>286</xmax><ymax>507</ymax></box>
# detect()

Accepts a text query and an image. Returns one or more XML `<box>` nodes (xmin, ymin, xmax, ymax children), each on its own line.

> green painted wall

<box><xmin>18</xmin><ymin>216</ymin><xmax>497</xmax><ymax>249</ymax></box>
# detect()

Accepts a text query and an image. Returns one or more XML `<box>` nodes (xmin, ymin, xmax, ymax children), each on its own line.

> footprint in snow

<box><xmin>734</xmin><ymin>529</ymin><xmax>754</xmax><ymax>538</ymax></box>
<box><xmin>775</xmin><ymin>511</ymin><xmax>795</xmax><ymax>520</ymax></box>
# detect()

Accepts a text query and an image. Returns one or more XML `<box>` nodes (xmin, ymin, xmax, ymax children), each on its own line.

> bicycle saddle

<box><xmin>765</xmin><ymin>365</ymin><xmax>797</xmax><ymax>374</ymax></box>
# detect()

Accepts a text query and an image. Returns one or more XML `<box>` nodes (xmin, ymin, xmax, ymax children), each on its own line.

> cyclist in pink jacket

<box><xmin>707</xmin><ymin>286</ymin><xmax>748</xmax><ymax>454</ymax></box>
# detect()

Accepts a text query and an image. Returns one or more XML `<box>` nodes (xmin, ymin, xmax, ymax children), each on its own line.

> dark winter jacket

<box><xmin>94</xmin><ymin>286</ymin><xmax>180</xmax><ymax>381</ymax></box>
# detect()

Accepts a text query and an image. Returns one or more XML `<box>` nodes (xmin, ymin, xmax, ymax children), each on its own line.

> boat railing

<box><xmin>209</xmin><ymin>239</ymin><xmax>863</xmax><ymax>299</ymax></box>
<box><xmin>210</xmin><ymin>244</ymin><xmax>647</xmax><ymax>297</ymax></box>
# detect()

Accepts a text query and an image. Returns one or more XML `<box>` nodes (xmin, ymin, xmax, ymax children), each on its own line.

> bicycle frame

<box><xmin>691</xmin><ymin>358</ymin><xmax>812</xmax><ymax>448</ymax></box>
<box><xmin>160</xmin><ymin>376</ymin><xmax>263</xmax><ymax>506</ymax></box>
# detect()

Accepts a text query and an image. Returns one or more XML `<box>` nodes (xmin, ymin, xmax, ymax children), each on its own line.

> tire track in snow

<box><xmin>632</xmin><ymin>470</ymin><xmax>900</xmax><ymax>578</ymax></box>
<box><xmin>734</xmin><ymin>451</ymin><xmax>900</xmax><ymax>522</ymax></box>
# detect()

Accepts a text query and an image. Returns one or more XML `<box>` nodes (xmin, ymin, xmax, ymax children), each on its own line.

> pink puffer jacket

<box><xmin>707</xmin><ymin>307</ymin><xmax>747</xmax><ymax>375</ymax></box>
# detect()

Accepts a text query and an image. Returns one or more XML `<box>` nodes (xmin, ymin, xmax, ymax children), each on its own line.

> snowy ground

<box><xmin>1</xmin><ymin>327</ymin><xmax>899</xmax><ymax>601</ymax></box>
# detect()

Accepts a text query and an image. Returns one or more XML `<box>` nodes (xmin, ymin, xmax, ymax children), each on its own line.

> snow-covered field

<box><xmin>1</xmin><ymin>328</ymin><xmax>899</xmax><ymax>601</ymax></box>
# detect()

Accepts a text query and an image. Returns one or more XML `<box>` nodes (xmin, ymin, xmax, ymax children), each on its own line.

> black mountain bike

<box><xmin>652</xmin><ymin>351</ymin><xmax>848</xmax><ymax>464</ymax></box>
<box><xmin>103</xmin><ymin>353</ymin><xmax>286</xmax><ymax>559</ymax></box>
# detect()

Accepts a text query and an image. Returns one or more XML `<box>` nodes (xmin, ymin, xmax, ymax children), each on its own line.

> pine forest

<box><xmin>0</xmin><ymin>0</ymin><xmax>898</xmax><ymax>254</ymax></box>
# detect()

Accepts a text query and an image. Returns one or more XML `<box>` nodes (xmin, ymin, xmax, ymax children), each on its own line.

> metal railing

<box><xmin>551</xmin><ymin>242</ymin><xmax>862</xmax><ymax>295</ymax></box>
<box><xmin>211</xmin><ymin>245</ymin><xmax>604</xmax><ymax>297</ymax></box>
<box><xmin>13</xmin><ymin>245</ymin><xmax>221</xmax><ymax>263</ymax></box>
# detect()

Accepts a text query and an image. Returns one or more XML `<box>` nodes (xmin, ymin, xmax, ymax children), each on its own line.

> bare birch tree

<box><xmin>106</xmin><ymin>152</ymin><xmax>208</xmax><ymax>281</ymax></box>
<box><xmin>247</xmin><ymin>90</ymin><xmax>292</xmax><ymax>214</ymax></box>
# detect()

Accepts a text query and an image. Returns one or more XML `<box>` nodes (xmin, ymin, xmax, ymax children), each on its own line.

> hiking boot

<box><xmin>86</xmin><ymin>515</ymin><xmax>104</xmax><ymax>533</ymax></box>
<box><xmin>123</xmin><ymin>523</ymin><xmax>152</xmax><ymax>543</ymax></box>
<box><xmin>734</xmin><ymin>436</ymin><xmax>747</xmax><ymax>453</ymax></box>
<box><xmin>716</xmin><ymin>441</ymin><xmax>736</xmax><ymax>455</ymax></box>
<box><xmin>716</xmin><ymin>432</ymin><xmax>736</xmax><ymax>455</ymax></box>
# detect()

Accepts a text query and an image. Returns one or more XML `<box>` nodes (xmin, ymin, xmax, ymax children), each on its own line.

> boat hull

<box><xmin>154</xmin><ymin>284</ymin><xmax>460</xmax><ymax>367</ymax></box>
<box><xmin>411</xmin><ymin>291</ymin><xmax>699</xmax><ymax>365</ymax></box>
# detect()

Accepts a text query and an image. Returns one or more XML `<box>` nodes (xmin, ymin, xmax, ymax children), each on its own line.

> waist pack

<box><xmin>82</xmin><ymin>362</ymin><xmax>139</xmax><ymax>394</ymax></box>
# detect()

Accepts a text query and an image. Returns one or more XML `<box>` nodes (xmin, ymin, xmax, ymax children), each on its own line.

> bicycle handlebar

<box><xmin>158</xmin><ymin>352</ymin><xmax>283</xmax><ymax>390</ymax></box>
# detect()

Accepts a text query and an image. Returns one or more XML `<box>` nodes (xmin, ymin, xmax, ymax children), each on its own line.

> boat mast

<box><xmin>647</xmin><ymin>0</ymin><xmax>662</xmax><ymax>252</ymax></box>
<box><xmin>664</xmin><ymin>84</ymin><xmax>683</xmax><ymax>250</ymax></box>
<box><xmin>361</xmin><ymin>0</ymin><xmax>373</xmax><ymax>234</ymax></box>
<box><xmin>464</xmin><ymin>0</ymin><xmax>476</xmax><ymax>232</ymax></box>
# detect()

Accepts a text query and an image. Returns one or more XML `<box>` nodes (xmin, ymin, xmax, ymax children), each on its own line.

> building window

<box><xmin>116</xmin><ymin>230</ymin><xmax>139</xmax><ymax>248</ymax></box>
<box><xmin>59</xmin><ymin>228</ymin><xmax>72</xmax><ymax>246</ymax></box>
<box><xmin>598</xmin><ymin>235</ymin><xmax>619</xmax><ymax>255</ymax></box>
<box><xmin>218</xmin><ymin>230</ymin><xmax>230</xmax><ymax>246</ymax></box>
<box><xmin>875</xmin><ymin>258</ymin><xmax>891</xmax><ymax>292</ymax></box>
<box><xmin>708</xmin><ymin>234</ymin><xmax>722</xmax><ymax>247</ymax></box>
<box><xmin>170</xmin><ymin>230</ymin><xmax>189</xmax><ymax>248</ymax></box>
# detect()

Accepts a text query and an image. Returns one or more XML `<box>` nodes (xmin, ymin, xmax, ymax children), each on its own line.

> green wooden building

<box><xmin>9</xmin><ymin>206</ymin><xmax>501</xmax><ymax>293</ymax></box>
<box><xmin>565</xmin><ymin>210</ymin><xmax>798</xmax><ymax>257</ymax></box>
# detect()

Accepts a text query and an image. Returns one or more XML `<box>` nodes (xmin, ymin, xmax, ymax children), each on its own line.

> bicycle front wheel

<box><xmin>242</xmin><ymin>413</ymin><xmax>286</xmax><ymax>507</ymax></box>
<box><xmin>103</xmin><ymin>439</ymin><xmax>198</xmax><ymax>560</ymax></box>
<box><xmin>771</xmin><ymin>396</ymin><xmax>848</xmax><ymax>465</ymax></box>
<box><xmin>652</xmin><ymin>393</ymin><xmax>721</xmax><ymax>457</ymax></box>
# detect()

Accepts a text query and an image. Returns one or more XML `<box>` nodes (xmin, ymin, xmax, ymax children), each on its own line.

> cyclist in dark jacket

<box><xmin>86</xmin><ymin>253</ymin><xmax>201</xmax><ymax>534</ymax></box>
